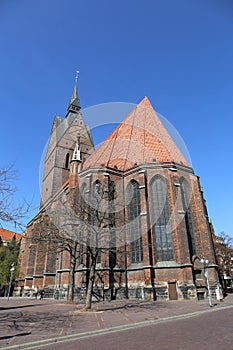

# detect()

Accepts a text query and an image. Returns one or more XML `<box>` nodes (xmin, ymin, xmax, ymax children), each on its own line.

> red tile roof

<box><xmin>83</xmin><ymin>97</ymin><xmax>189</xmax><ymax>171</ymax></box>
<box><xmin>0</xmin><ymin>228</ymin><xmax>21</xmax><ymax>242</ymax></box>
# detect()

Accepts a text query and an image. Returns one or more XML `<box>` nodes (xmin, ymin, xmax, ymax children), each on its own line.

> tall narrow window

<box><xmin>93</xmin><ymin>181</ymin><xmax>102</xmax><ymax>264</ymax></box>
<box><xmin>180</xmin><ymin>178</ymin><xmax>196</xmax><ymax>257</ymax></box>
<box><xmin>65</xmin><ymin>153</ymin><xmax>70</xmax><ymax>169</ymax></box>
<box><xmin>151</xmin><ymin>176</ymin><xmax>174</xmax><ymax>261</ymax></box>
<box><xmin>128</xmin><ymin>180</ymin><xmax>143</xmax><ymax>263</ymax></box>
<box><xmin>108</xmin><ymin>180</ymin><xmax>116</xmax><ymax>268</ymax></box>
<box><xmin>46</xmin><ymin>247</ymin><xmax>57</xmax><ymax>273</ymax></box>
<box><xmin>79</xmin><ymin>183</ymin><xmax>87</xmax><ymax>265</ymax></box>
<box><xmin>27</xmin><ymin>245</ymin><xmax>36</xmax><ymax>276</ymax></box>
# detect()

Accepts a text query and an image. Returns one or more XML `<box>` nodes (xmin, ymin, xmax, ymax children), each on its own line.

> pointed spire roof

<box><xmin>70</xmin><ymin>84</ymin><xmax>78</xmax><ymax>103</ymax></box>
<box><xmin>66</xmin><ymin>71</ymin><xmax>81</xmax><ymax>116</ymax></box>
<box><xmin>83</xmin><ymin>96</ymin><xmax>189</xmax><ymax>171</ymax></box>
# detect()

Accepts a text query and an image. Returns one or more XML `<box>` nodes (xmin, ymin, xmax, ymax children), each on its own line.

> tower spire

<box><xmin>66</xmin><ymin>70</ymin><xmax>81</xmax><ymax>116</ymax></box>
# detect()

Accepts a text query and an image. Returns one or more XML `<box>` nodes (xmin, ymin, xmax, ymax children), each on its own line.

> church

<box><xmin>17</xmin><ymin>78</ymin><xmax>219</xmax><ymax>301</ymax></box>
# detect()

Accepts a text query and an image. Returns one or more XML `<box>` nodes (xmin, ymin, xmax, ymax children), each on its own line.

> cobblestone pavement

<box><xmin>0</xmin><ymin>295</ymin><xmax>233</xmax><ymax>349</ymax></box>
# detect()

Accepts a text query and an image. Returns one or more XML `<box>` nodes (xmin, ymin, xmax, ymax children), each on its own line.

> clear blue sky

<box><xmin>0</xmin><ymin>0</ymin><xmax>232</xmax><ymax>236</ymax></box>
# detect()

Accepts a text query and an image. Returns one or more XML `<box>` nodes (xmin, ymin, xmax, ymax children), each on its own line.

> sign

<box><xmin>216</xmin><ymin>287</ymin><xmax>223</xmax><ymax>300</ymax></box>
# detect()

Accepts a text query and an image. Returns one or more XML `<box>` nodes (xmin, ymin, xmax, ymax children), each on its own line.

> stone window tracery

<box><xmin>128</xmin><ymin>180</ymin><xmax>143</xmax><ymax>263</ymax></box>
<box><xmin>180</xmin><ymin>178</ymin><xmax>197</xmax><ymax>258</ymax></box>
<box><xmin>151</xmin><ymin>175</ymin><xmax>174</xmax><ymax>261</ymax></box>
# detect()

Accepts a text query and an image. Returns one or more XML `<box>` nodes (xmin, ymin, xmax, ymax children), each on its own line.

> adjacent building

<box><xmin>0</xmin><ymin>228</ymin><xmax>21</xmax><ymax>246</ymax></box>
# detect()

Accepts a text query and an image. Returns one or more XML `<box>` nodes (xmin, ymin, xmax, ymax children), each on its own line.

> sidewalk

<box><xmin>1</xmin><ymin>295</ymin><xmax>233</xmax><ymax>349</ymax></box>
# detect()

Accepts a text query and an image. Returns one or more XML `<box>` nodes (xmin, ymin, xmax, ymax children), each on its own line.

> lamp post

<box><xmin>7</xmin><ymin>263</ymin><xmax>15</xmax><ymax>301</ymax></box>
<box><xmin>200</xmin><ymin>258</ymin><xmax>213</xmax><ymax>307</ymax></box>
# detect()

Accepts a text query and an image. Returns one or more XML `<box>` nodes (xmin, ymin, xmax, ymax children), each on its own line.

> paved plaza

<box><xmin>0</xmin><ymin>295</ymin><xmax>233</xmax><ymax>349</ymax></box>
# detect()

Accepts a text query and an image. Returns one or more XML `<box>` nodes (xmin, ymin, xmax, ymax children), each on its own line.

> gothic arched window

<box><xmin>180</xmin><ymin>178</ymin><xmax>196</xmax><ymax>258</ymax></box>
<box><xmin>128</xmin><ymin>180</ymin><xmax>143</xmax><ymax>263</ymax></box>
<box><xmin>151</xmin><ymin>176</ymin><xmax>174</xmax><ymax>261</ymax></box>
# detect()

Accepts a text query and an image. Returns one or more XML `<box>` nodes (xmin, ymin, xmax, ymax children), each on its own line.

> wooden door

<box><xmin>168</xmin><ymin>282</ymin><xmax>178</xmax><ymax>300</ymax></box>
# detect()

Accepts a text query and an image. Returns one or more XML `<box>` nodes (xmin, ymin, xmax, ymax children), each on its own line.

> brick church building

<box><xmin>17</xmin><ymin>80</ymin><xmax>219</xmax><ymax>301</ymax></box>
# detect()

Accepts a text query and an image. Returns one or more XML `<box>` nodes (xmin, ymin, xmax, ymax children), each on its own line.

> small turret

<box><xmin>70</xmin><ymin>135</ymin><xmax>82</xmax><ymax>187</ymax></box>
<box><xmin>72</xmin><ymin>136</ymin><xmax>82</xmax><ymax>162</ymax></box>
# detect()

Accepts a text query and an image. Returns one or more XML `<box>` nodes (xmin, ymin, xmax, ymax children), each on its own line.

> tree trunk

<box><xmin>67</xmin><ymin>244</ymin><xmax>77</xmax><ymax>303</ymax></box>
<box><xmin>84</xmin><ymin>255</ymin><xmax>96</xmax><ymax>310</ymax></box>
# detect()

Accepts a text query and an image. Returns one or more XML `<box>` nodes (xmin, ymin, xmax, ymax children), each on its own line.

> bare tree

<box><xmin>0</xmin><ymin>164</ymin><xmax>31</xmax><ymax>228</ymax></box>
<box><xmin>23</xmin><ymin>176</ymin><xmax>127</xmax><ymax>307</ymax></box>
<box><xmin>77</xmin><ymin>178</ymin><xmax>126</xmax><ymax>311</ymax></box>
<box><xmin>40</xmin><ymin>176</ymin><xmax>126</xmax><ymax>309</ymax></box>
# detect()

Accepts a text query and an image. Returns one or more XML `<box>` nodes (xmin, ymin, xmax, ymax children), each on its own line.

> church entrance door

<box><xmin>168</xmin><ymin>282</ymin><xmax>178</xmax><ymax>300</ymax></box>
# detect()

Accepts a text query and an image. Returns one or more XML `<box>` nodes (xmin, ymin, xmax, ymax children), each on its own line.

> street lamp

<box><xmin>7</xmin><ymin>263</ymin><xmax>15</xmax><ymax>301</ymax></box>
<box><xmin>200</xmin><ymin>258</ymin><xmax>213</xmax><ymax>307</ymax></box>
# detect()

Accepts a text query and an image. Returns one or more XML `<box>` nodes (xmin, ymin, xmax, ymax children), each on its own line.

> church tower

<box><xmin>41</xmin><ymin>74</ymin><xmax>94</xmax><ymax>206</ymax></box>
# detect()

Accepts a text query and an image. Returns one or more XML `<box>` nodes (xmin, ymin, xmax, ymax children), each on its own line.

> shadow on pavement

<box><xmin>0</xmin><ymin>332</ymin><xmax>31</xmax><ymax>340</ymax></box>
<box><xmin>97</xmin><ymin>301</ymin><xmax>168</xmax><ymax>312</ymax></box>
<box><xmin>0</xmin><ymin>304</ymin><xmax>42</xmax><ymax>311</ymax></box>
